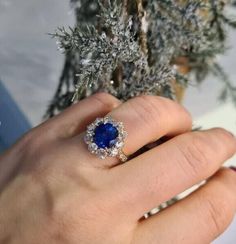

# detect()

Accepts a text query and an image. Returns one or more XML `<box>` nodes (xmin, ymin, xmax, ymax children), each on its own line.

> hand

<box><xmin>0</xmin><ymin>93</ymin><xmax>236</xmax><ymax>244</ymax></box>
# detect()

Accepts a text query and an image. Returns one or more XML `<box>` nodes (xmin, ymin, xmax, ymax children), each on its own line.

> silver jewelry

<box><xmin>84</xmin><ymin>117</ymin><xmax>128</xmax><ymax>162</ymax></box>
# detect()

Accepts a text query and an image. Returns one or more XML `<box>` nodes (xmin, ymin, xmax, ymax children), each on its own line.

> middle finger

<box><xmin>109</xmin><ymin>128</ymin><xmax>236</xmax><ymax>220</ymax></box>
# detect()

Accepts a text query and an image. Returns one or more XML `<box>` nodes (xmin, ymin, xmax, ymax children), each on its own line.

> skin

<box><xmin>0</xmin><ymin>93</ymin><xmax>235</xmax><ymax>244</ymax></box>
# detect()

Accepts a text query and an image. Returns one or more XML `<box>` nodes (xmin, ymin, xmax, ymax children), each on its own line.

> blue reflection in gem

<box><xmin>93</xmin><ymin>123</ymin><xmax>119</xmax><ymax>149</ymax></box>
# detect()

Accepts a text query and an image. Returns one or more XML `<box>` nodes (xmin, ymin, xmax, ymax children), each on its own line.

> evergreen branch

<box><xmin>45</xmin><ymin>0</ymin><xmax>236</xmax><ymax>118</ymax></box>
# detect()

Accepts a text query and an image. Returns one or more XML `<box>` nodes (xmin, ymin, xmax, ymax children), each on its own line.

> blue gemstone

<box><xmin>93</xmin><ymin>123</ymin><xmax>119</xmax><ymax>149</ymax></box>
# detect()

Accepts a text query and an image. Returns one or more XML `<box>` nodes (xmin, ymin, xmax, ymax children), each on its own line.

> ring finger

<box><xmin>68</xmin><ymin>95</ymin><xmax>192</xmax><ymax>168</ymax></box>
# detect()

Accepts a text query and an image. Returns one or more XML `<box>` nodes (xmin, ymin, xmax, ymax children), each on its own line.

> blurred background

<box><xmin>0</xmin><ymin>0</ymin><xmax>235</xmax><ymax>243</ymax></box>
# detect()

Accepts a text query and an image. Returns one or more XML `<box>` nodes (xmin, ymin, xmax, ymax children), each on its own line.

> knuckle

<box><xmin>177</xmin><ymin>133</ymin><xmax>212</xmax><ymax>176</ymax></box>
<box><xmin>26</xmin><ymin>134</ymin><xmax>45</xmax><ymax>154</ymax></box>
<box><xmin>194</xmin><ymin>128</ymin><xmax>236</xmax><ymax>163</ymax></box>
<box><xmin>18</xmin><ymin>130</ymin><xmax>37</xmax><ymax>152</ymax></box>
<box><xmin>19</xmin><ymin>130</ymin><xmax>34</xmax><ymax>147</ymax></box>
<box><xmin>137</xmin><ymin>95</ymin><xmax>172</xmax><ymax>110</ymax></box>
<box><xmin>149</xmin><ymin>95</ymin><xmax>192</xmax><ymax>118</ymax></box>
<box><xmin>91</xmin><ymin>92</ymin><xmax>120</xmax><ymax>110</ymax></box>
<box><xmin>213</xmin><ymin>127</ymin><xmax>233</xmax><ymax>138</ymax></box>
<box><xmin>19</xmin><ymin>129</ymin><xmax>52</xmax><ymax>161</ymax></box>
<box><xmin>130</xmin><ymin>95</ymin><xmax>164</xmax><ymax>124</ymax></box>
<box><xmin>135</xmin><ymin>95</ymin><xmax>192</xmax><ymax>128</ymax></box>
<box><xmin>212</xmin><ymin>127</ymin><xmax>236</xmax><ymax>150</ymax></box>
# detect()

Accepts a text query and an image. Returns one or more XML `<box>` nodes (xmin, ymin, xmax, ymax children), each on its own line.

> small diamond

<box><xmin>117</xmin><ymin>122</ymin><xmax>124</xmax><ymax>128</ymax></box>
<box><xmin>88</xmin><ymin>143</ymin><xmax>98</xmax><ymax>153</ymax></box>
<box><xmin>97</xmin><ymin>149</ymin><xmax>108</xmax><ymax>159</ymax></box>
<box><xmin>87</xmin><ymin>124</ymin><xmax>95</xmax><ymax>131</ymax></box>
<box><xmin>84</xmin><ymin>134</ymin><xmax>92</xmax><ymax>144</ymax></box>
<box><xmin>95</xmin><ymin>118</ymin><xmax>102</xmax><ymax>125</ymax></box>
<box><xmin>121</xmin><ymin>131</ymin><xmax>128</xmax><ymax>139</ymax></box>
<box><xmin>115</xmin><ymin>141</ymin><xmax>124</xmax><ymax>148</ymax></box>
<box><xmin>103</xmin><ymin>117</ymin><xmax>110</xmax><ymax>124</ymax></box>
<box><xmin>109</xmin><ymin>138</ymin><xmax>118</xmax><ymax>147</ymax></box>
<box><xmin>109</xmin><ymin>148</ymin><xmax>119</xmax><ymax>157</ymax></box>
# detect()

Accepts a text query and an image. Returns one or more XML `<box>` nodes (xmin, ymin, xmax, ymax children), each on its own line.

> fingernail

<box><xmin>230</xmin><ymin>166</ymin><xmax>236</xmax><ymax>173</ymax></box>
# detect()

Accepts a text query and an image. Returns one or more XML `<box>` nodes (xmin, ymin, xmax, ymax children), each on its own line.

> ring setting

<box><xmin>84</xmin><ymin>117</ymin><xmax>128</xmax><ymax>162</ymax></box>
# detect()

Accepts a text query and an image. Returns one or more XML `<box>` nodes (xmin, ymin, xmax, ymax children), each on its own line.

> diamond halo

<box><xmin>84</xmin><ymin>117</ymin><xmax>128</xmax><ymax>161</ymax></box>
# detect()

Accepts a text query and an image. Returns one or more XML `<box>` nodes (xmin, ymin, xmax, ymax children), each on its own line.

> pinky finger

<box><xmin>133</xmin><ymin>168</ymin><xmax>236</xmax><ymax>244</ymax></box>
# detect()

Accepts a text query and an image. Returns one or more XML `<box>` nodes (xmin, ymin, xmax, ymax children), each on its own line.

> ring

<box><xmin>84</xmin><ymin>117</ymin><xmax>128</xmax><ymax>162</ymax></box>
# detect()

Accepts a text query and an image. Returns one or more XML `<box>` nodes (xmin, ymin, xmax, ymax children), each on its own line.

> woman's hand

<box><xmin>0</xmin><ymin>93</ymin><xmax>236</xmax><ymax>244</ymax></box>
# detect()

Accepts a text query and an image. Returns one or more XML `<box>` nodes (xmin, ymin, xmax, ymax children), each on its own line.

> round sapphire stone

<box><xmin>93</xmin><ymin>123</ymin><xmax>119</xmax><ymax>149</ymax></box>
